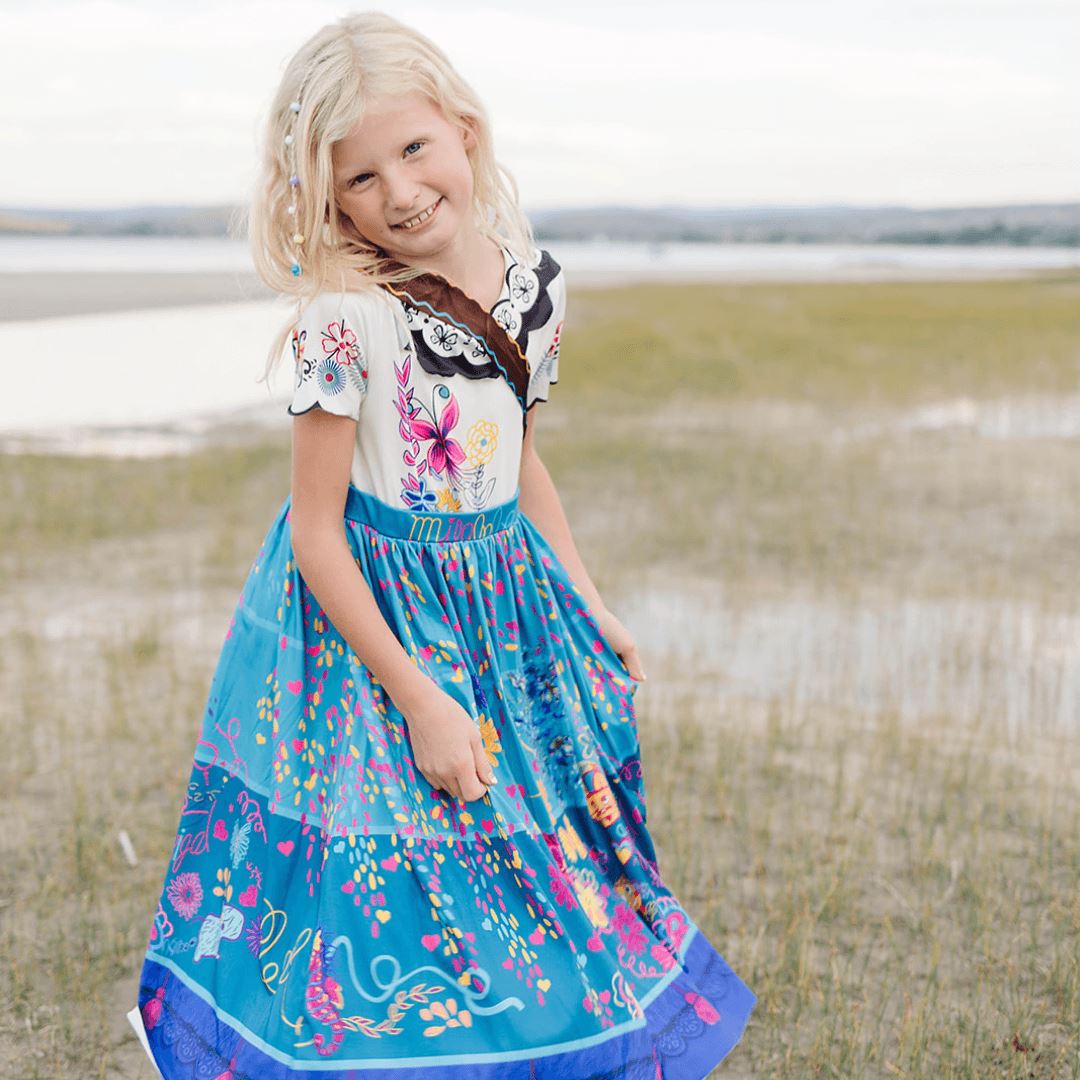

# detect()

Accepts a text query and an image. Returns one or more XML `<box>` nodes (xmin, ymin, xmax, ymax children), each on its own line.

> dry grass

<box><xmin>0</xmin><ymin>274</ymin><xmax>1078</xmax><ymax>1077</ymax></box>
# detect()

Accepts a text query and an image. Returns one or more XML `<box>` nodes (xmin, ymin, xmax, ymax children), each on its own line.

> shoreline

<box><xmin>2</xmin><ymin>264</ymin><xmax>1077</xmax><ymax>323</ymax></box>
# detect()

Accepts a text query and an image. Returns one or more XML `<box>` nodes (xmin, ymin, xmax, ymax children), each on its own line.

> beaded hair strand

<box><xmin>285</xmin><ymin>98</ymin><xmax>304</xmax><ymax>277</ymax></box>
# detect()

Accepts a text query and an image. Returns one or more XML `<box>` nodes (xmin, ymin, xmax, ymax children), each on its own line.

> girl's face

<box><xmin>331</xmin><ymin>91</ymin><xmax>479</xmax><ymax>262</ymax></box>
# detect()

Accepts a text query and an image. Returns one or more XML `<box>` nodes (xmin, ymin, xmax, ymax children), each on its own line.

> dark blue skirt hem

<box><xmin>138</xmin><ymin>924</ymin><xmax>755</xmax><ymax>1078</ymax></box>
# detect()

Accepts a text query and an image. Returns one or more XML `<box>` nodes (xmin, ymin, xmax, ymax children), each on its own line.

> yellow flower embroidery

<box><xmin>465</xmin><ymin>420</ymin><xmax>499</xmax><ymax>467</ymax></box>
<box><xmin>479</xmin><ymin>712</ymin><xmax>502</xmax><ymax>768</ymax></box>
<box><xmin>212</xmin><ymin>867</ymin><xmax>233</xmax><ymax>904</ymax></box>
<box><xmin>573</xmin><ymin>868</ymin><xmax>609</xmax><ymax>929</ymax></box>
<box><xmin>436</xmin><ymin>487</ymin><xmax>462</xmax><ymax>512</ymax></box>
<box><xmin>420</xmin><ymin>996</ymin><xmax>473</xmax><ymax>1036</ymax></box>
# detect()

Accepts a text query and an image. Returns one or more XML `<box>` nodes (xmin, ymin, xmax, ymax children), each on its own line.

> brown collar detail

<box><xmin>372</xmin><ymin>254</ymin><xmax>532</xmax><ymax>414</ymax></box>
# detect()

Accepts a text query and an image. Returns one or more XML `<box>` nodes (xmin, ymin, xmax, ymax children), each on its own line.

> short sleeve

<box><xmin>285</xmin><ymin>292</ymin><xmax>369</xmax><ymax>420</ymax></box>
<box><xmin>526</xmin><ymin>262</ymin><xmax>564</xmax><ymax>411</ymax></box>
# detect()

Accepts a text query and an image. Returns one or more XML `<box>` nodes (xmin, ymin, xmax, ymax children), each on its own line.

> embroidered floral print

<box><xmin>287</xmin><ymin>311</ymin><xmax>369</xmax><ymax>420</ymax></box>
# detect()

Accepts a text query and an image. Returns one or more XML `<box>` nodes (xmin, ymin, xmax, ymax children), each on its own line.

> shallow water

<box><xmin>617</xmin><ymin>579</ymin><xmax>1080</xmax><ymax>741</ymax></box>
<box><xmin>4</xmin><ymin>235</ymin><xmax>1078</xmax><ymax>276</ymax></box>
<box><xmin>0</xmin><ymin>300</ymin><xmax>292</xmax><ymax>441</ymax></box>
<box><xmin>12</xmin><ymin>554</ymin><xmax>1076</xmax><ymax>749</ymax></box>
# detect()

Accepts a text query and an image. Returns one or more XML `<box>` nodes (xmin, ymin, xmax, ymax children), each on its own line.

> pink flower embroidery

<box><xmin>682</xmin><ymin>989</ymin><xmax>720</xmax><ymax>1024</ymax></box>
<box><xmin>611</xmin><ymin>902</ymin><xmax>647</xmax><ymax>955</ymax></box>
<box><xmin>410</xmin><ymin>394</ymin><xmax>467</xmax><ymax>483</ymax></box>
<box><xmin>166</xmin><ymin>872</ymin><xmax>204</xmax><ymax>920</ymax></box>
<box><xmin>547</xmin><ymin>862</ymin><xmax>579</xmax><ymax>910</ymax></box>
<box><xmin>321</xmin><ymin>320</ymin><xmax>362</xmax><ymax>370</ymax></box>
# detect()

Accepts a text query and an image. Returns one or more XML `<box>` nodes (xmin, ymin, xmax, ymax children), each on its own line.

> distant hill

<box><xmin>1</xmin><ymin>202</ymin><xmax>1078</xmax><ymax>246</ymax></box>
<box><xmin>0</xmin><ymin>205</ymin><xmax>243</xmax><ymax>238</ymax></box>
<box><xmin>532</xmin><ymin>203</ymin><xmax>1080</xmax><ymax>246</ymax></box>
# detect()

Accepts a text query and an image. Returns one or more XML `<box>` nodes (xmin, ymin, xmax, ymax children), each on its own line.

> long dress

<box><xmin>132</xmin><ymin>243</ymin><xmax>757</xmax><ymax>1078</ymax></box>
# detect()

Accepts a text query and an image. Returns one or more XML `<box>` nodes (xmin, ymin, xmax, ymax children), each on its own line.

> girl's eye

<box><xmin>350</xmin><ymin>142</ymin><xmax>424</xmax><ymax>187</ymax></box>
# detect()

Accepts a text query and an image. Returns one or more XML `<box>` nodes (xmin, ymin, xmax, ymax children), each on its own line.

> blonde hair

<box><xmin>234</xmin><ymin>10</ymin><xmax>539</xmax><ymax>389</ymax></box>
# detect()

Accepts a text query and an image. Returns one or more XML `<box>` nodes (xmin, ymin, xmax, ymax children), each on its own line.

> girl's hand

<box><xmin>400</xmin><ymin>683</ymin><xmax>496</xmax><ymax>803</ymax></box>
<box><xmin>596</xmin><ymin>607</ymin><xmax>647</xmax><ymax>682</ymax></box>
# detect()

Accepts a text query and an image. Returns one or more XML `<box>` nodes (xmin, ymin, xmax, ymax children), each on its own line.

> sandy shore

<box><xmin>3</xmin><ymin>263</ymin><xmax>1073</xmax><ymax>322</ymax></box>
<box><xmin>0</xmin><ymin>271</ymin><xmax>274</xmax><ymax>322</ymax></box>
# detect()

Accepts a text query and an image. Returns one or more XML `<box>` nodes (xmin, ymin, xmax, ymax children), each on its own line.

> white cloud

<box><xmin>1</xmin><ymin>0</ymin><xmax>1076</xmax><ymax>208</ymax></box>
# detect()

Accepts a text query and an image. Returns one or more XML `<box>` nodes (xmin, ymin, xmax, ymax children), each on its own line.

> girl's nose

<box><xmin>384</xmin><ymin>167</ymin><xmax>421</xmax><ymax>212</ymax></box>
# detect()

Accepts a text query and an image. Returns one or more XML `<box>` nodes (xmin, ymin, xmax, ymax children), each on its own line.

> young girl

<box><xmin>130</xmin><ymin>11</ymin><xmax>755</xmax><ymax>1077</ymax></box>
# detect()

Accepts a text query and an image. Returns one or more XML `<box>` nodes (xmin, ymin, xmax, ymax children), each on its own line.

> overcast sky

<box><xmin>2</xmin><ymin>0</ymin><xmax>1077</xmax><ymax>211</ymax></box>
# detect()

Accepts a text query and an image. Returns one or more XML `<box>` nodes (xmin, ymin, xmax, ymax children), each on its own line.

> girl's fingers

<box><xmin>623</xmin><ymin>643</ymin><xmax>647</xmax><ymax>681</ymax></box>
<box><xmin>471</xmin><ymin>734</ymin><xmax>496</xmax><ymax>787</ymax></box>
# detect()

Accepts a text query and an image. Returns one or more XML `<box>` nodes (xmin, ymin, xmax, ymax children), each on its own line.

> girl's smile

<box><xmin>392</xmin><ymin>195</ymin><xmax>443</xmax><ymax>231</ymax></box>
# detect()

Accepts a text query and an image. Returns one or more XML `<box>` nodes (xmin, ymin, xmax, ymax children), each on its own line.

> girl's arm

<box><xmin>518</xmin><ymin>413</ymin><xmax>646</xmax><ymax>680</ymax></box>
<box><xmin>517</xmin><ymin>410</ymin><xmax>608</xmax><ymax>618</ymax></box>
<box><xmin>288</xmin><ymin>410</ymin><xmax>444</xmax><ymax>717</ymax></box>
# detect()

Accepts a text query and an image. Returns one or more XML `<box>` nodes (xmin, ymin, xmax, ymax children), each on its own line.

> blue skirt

<box><xmin>135</xmin><ymin>487</ymin><xmax>756</xmax><ymax>1078</ymax></box>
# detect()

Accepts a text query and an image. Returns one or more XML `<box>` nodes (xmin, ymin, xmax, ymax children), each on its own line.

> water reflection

<box><xmin>617</xmin><ymin>582</ymin><xmax>1079</xmax><ymax>740</ymax></box>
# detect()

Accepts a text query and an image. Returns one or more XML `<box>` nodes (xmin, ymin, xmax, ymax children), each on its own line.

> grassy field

<box><xmin>1</xmin><ymin>273</ymin><xmax>1078</xmax><ymax>1077</ymax></box>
